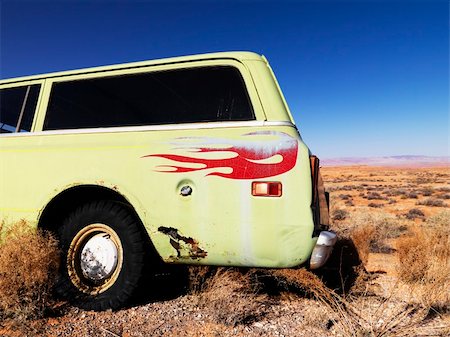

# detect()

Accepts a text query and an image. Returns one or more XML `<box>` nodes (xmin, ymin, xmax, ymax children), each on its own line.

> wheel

<box><xmin>55</xmin><ymin>200</ymin><xmax>146</xmax><ymax>311</ymax></box>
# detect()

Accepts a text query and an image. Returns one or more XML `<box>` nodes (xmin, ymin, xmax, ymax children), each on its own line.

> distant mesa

<box><xmin>321</xmin><ymin>155</ymin><xmax>450</xmax><ymax>168</ymax></box>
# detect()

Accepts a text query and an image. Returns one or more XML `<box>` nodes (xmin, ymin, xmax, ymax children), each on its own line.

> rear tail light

<box><xmin>252</xmin><ymin>181</ymin><xmax>282</xmax><ymax>197</ymax></box>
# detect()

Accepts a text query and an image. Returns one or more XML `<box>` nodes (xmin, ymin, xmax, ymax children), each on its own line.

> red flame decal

<box><xmin>142</xmin><ymin>132</ymin><xmax>298</xmax><ymax>180</ymax></box>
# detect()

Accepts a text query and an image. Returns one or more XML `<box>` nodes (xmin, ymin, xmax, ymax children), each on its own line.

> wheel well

<box><xmin>39</xmin><ymin>185</ymin><xmax>130</xmax><ymax>233</ymax></box>
<box><xmin>40</xmin><ymin>184</ymin><xmax>165</xmax><ymax>269</ymax></box>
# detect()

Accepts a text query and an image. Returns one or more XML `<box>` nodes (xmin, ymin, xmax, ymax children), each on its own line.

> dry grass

<box><xmin>269</xmin><ymin>268</ymin><xmax>335</xmax><ymax>302</ymax></box>
<box><xmin>187</xmin><ymin>265</ymin><xmax>217</xmax><ymax>293</ymax></box>
<box><xmin>350</xmin><ymin>224</ymin><xmax>376</xmax><ymax>265</ymax></box>
<box><xmin>345</xmin><ymin>212</ymin><xmax>406</xmax><ymax>263</ymax></box>
<box><xmin>0</xmin><ymin>220</ymin><xmax>60</xmax><ymax>320</ymax></box>
<box><xmin>257</xmin><ymin>269</ymin><xmax>439</xmax><ymax>337</ymax></box>
<box><xmin>396</xmin><ymin>211</ymin><xmax>450</xmax><ymax>310</ymax></box>
<box><xmin>187</xmin><ymin>265</ymin><xmax>447</xmax><ymax>336</ymax></box>
<box><xmin>190</xmin><ymin>267</ymin><xmax>270</xmax><ymax>326</ymax></box>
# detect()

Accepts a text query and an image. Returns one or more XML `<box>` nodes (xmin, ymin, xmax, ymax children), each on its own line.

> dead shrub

<box><xmin>188</xmin><ymin>265</ymin><xmax>217</xmax><ymax>293</ymax></box>
<box><xmin>420</xmin><ymin>188</ymin><xmax>434</xmax><ymax>196</ymax></box>
<box><xmin>367</xmin><ymin>192</ymin><xmax>384</xmax><ymax>200</ymax></box>
<box><xmin>332</xmin><ymin>209</ymin><xmax>348</xmax><ymax>221</ymax></box>
<box><xmin>263</xmin><ymin>269</ymin><xmax>359</xmax><ymax>328</ymax></box>
<box><xmin>384</xmin><ymin>188</ymin><xmax>407</xmax><ymax>197</ymax></box>
<box><xmin>345</xmin><ymin>200</ymin><xmax>354</xmax><ymax>206</ymax></box>
<box><xmin>350</xmin><ymin>224</ymin><xmax>376</xmax><ymax>265</ymax></box>
<box><xmin>0</xmin><ymin>220</ymin><xmax>60</xmax><ymax>320</ymax></box>
<box><xmin>396</xmin><ymin>212</ymin><xmax>450</xmax><ymax>309</ymax></box>
<box><xmin>396</xmin><ymin>229</ymin><xmax>429</xmax><ymax>283</ymax></box>
<box><xmin>268</xmin><ymin>268</ymin><xmax>336</xmax><ymax>302</ymax></box>
<box><xmin>417</xmin><ymin>198</ymin><xmax>447</xmax><ymax>207</ymax></box>
<box><xmin>415</xmin><ymin>177</ymin><xmax>433</xmax><ymax>184</ymax></box>
<box><xmin>349</xmin><ymin>212</ymin><xmax>407</xmax><ymax>264</ymax></box>
<box><xmin>406</xmin><ymin>191</ymin><xmax>418</xmax><ymax>199</ymax></box>
<box><xmin>195</xmin><ymin>268</ymin><xmax>269</xmax><ymax>326</ymax></box>
<box><xmin>404</xmin><ymin>208</ymin><xmax>425</xmax><ymax>220</ymax></box>
<box><xmin>368</xmin><ymin>202</ymin><xmax>383</xmax><ymax>208</ymax></box>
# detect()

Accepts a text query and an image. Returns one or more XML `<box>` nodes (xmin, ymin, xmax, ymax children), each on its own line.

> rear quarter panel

<box><xmin>0</xmin><ymin>124</ymin><xmax>314</xmax><ymax>267</ymax></box>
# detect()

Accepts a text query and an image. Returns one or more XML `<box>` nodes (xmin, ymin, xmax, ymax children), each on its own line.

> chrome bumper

<box><xmin>309</xmin><ymin>231</ymin><xmax>337</xmax><ymax>269</ymax></box>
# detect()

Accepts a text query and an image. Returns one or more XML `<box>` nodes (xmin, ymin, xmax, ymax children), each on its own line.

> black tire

<box><xmin>55</xmin><ymin>200</ymin><xmax>146</xmax><ymax>311</ymax></box>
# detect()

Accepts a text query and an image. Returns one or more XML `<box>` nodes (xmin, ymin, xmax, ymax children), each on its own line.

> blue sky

<box><xmin>1</xmin><ymin>0</ymin><xmax>448</xmax><ymax>158</ymax></box>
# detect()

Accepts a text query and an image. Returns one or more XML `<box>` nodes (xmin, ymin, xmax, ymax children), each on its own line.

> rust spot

<box><xmin>158</xmin><ymin>226</ymin><xmax>207</xmax><ymax>259</ymax></box>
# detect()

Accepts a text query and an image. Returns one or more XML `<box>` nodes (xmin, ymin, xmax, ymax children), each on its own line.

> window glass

<box><xmin>44</xmin><ymin>66</ymin><xmax>254</xmax><ymax>130</ymax></box>
<box><xmin>0</xmin><ymin>85</ymin><xmax>40</xmax><ymax>133</ymax></box>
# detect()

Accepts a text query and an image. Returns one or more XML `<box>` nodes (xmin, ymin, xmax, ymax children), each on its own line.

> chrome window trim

<box><xmin>0</xmin><ymin>120</ymin><xmax>295</xmax><ymax>138</ymax></box>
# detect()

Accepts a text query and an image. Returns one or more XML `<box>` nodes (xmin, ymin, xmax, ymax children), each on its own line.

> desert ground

<box><xmin>1</xmin><ymin>165</ymin><xmax>449</xmax><ymax>337</ymax></box>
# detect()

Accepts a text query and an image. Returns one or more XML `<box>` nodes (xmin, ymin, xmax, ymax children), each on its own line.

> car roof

<box><xmin>0</xmin><ymin>51</ymin><xmax>264</xmax><ymax>85</ymax></box>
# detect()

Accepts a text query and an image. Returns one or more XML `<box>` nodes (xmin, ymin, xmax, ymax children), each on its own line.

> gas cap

<box><xmin>180</xmin><ymin>185</ymin><xmax>193</xmax><ymax>196</ymax></box>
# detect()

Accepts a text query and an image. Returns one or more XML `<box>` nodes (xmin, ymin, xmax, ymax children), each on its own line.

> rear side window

<box><xmin>44</xmin><ymin>66</ymin><xmax>254</xmax><ymax>130</ymax></box>
<box><xmin>0</xmin><ymin>85</ymin><xmax>40</xmax><ymax>133</ymax></box>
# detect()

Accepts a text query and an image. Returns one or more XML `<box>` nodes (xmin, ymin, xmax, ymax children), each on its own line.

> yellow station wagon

<box><xmin>0</xmin><ymin>51</ymin><xmax>336</xmax><ymax>310</ymax></box>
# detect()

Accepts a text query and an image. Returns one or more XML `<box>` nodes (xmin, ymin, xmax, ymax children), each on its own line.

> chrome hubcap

<box><xmin>80</xmin><ymin>233</ymin><xmax>119</xmax><ymax>281</ymax></box>
<box><xmin>68</xmin><ymin>223</ymin><xmax>123</xmax><ymax>295</ymax></box>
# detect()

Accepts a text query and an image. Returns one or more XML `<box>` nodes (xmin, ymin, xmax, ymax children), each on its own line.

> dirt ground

<box><xmin>322</xmin><ymin>165</ymin><xmax>449</xmax><ymax>218</ymax></box>
<box><xmin>1</xmin><ymin>165</ymin><xmax>449</xmax><ymax>337</ymax></box>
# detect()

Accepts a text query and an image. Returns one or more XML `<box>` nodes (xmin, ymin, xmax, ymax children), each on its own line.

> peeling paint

<box><xmin>158</xmin><ymin>226</ymin><xmax>207</xmax><ymax>259</ymax></box>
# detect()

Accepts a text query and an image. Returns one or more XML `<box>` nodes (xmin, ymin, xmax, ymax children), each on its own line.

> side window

<box><xmin>44</xmin><ymin>66</ymin><xmax>254</xmax><ymax>130</ymax></box>
<box><xmin>0</xmin><ymin>85</ymin><xmax>40</xmax><ymax>133</ymax></box>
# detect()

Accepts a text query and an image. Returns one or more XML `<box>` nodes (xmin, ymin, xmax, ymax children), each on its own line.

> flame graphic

<box><xmin>142</xmin><ymin>131</ymin><xmax>298</xmax><ymax>180</ymax></box>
